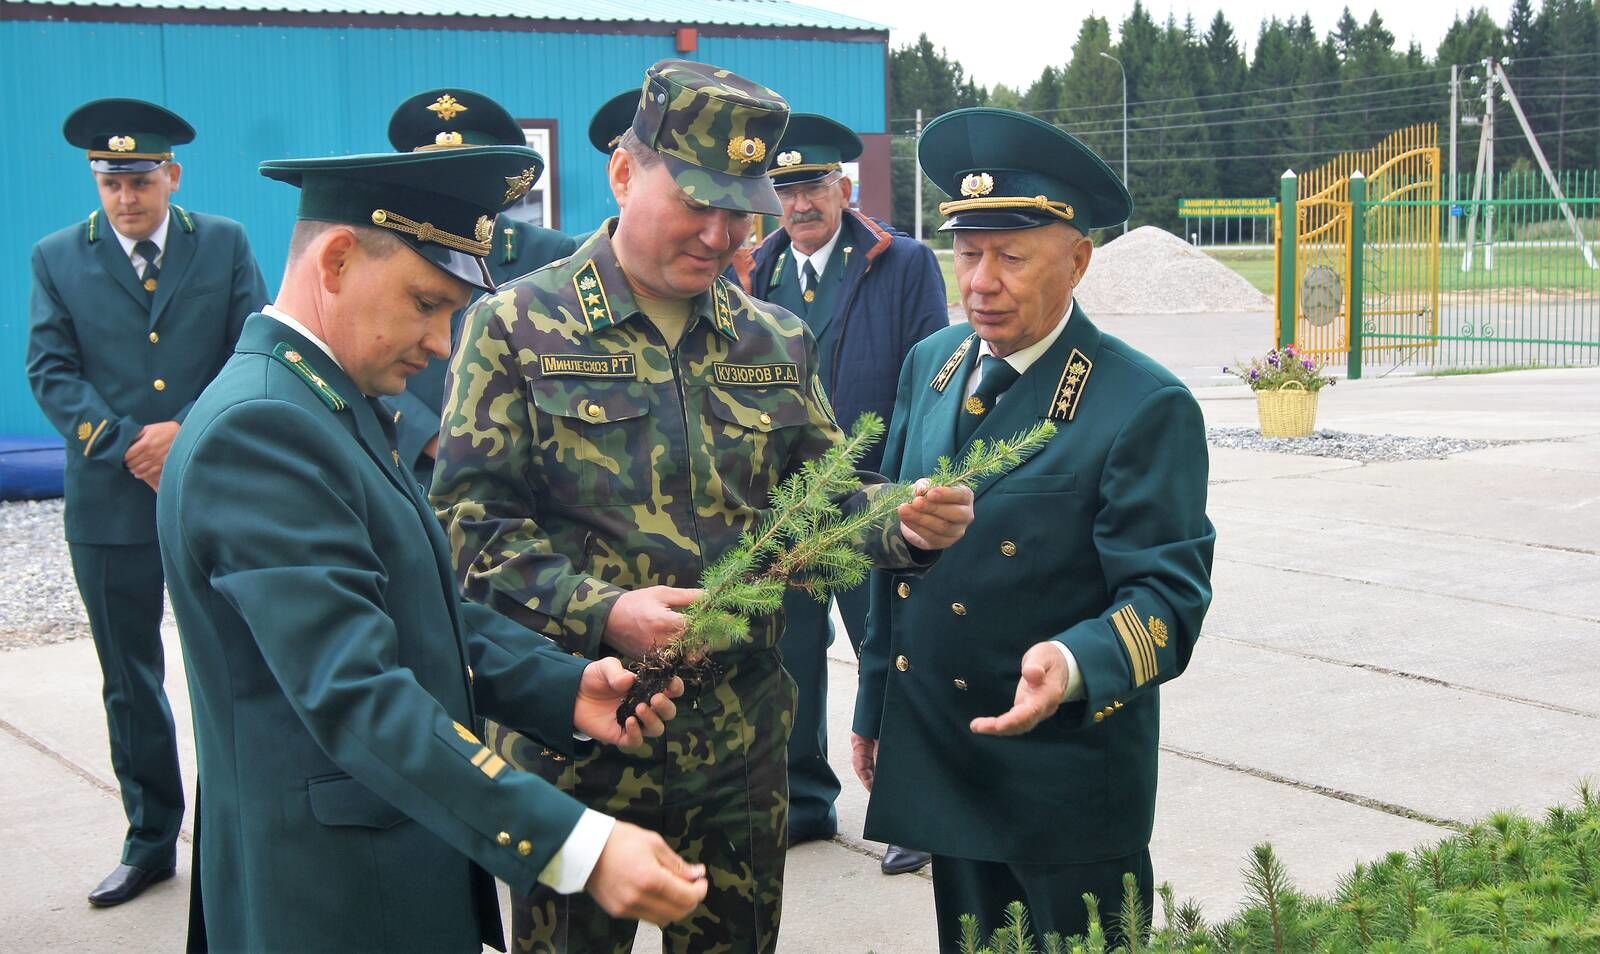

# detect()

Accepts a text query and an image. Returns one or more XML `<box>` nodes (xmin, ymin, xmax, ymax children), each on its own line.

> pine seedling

<box><xmin>615</xmin><ymin>413</ymin><xmax>1055</xmax><ymax>722</ymax></box>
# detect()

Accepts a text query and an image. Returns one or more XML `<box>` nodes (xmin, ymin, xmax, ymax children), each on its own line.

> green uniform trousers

<box><xmin>931</xmin><ymin>849</ymin><xmax>1153</xmax><ymax>952</ymax></box>
<box><xmin>502</xmin><ymin>650</ymin><xmax>795</xmax><ymax>954</ymax></box>
<box><xmin>68</xmin><ymin>541</ymin><xmax>184</xmax><ymax>870</ymax></box>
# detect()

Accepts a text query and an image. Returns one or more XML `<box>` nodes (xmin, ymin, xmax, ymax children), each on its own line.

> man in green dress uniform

<box><xmin>26</xmin><ymin>97</ymin><xmax>268</xmax><ymax>907</ymax></box>
<box><xmin>433</xmin><ymin>60</ymin><xmax>977</xmax><ymax>953</ymax></box>
<box><xmin>383</xmin><ymin>88</ymin><xmax>578</xmax><ymax>484</ymax></box>
<box><xmin>744</xmin><ymin>114</ymin><xmax>948</xmax><ymax>868</ymax></box>
<box><xmin>157</xmin><ymin>145</ymin><xmax>705</xmax><ymax>952</ymax></box>
<box><xmin>852</xmin><ymin>108</ymin><xmax>1216</xmax><ymax>950</ymax></box>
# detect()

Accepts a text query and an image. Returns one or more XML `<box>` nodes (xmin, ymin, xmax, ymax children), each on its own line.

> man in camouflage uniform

<box><xmin>432</xmin><ymin>60</ymin><xmax>976</xmax><ymax>953</ymax></box>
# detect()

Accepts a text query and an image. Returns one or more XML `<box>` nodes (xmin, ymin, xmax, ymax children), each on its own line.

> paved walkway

<box><xmin>3</xmin><ymin>358</ymin><xmax>1597</xmax><ymax>952</ymax></box>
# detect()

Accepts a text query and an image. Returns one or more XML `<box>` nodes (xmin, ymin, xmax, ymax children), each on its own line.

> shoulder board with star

<box><xmin>271</xmin><ymin>342</ymin><xmax>347</xmax><ymax>412</ymax></box>
<box><xmin>171</xmin><ymin>204</ymin><xmax>196</xmax><ymax>233</ymax></box>
<box><xmin>86</xmin><ymin>209</ymin><xmax>101</xmax><ymax>243</ymax></box>
<box><xmin>572</xmin><ymin>260</ymin><xmax>614</xmax><ymax>332</ymax></box>
<box><xmin>768</xmin><ymin>250</ymin><xmax>787</xmax><ymax>290</ymax></box>
<box><xmin>712</xmin><ymin>279</ymin><xmax>739</xmax><ymax>340</ymax></box>
<box><xmin>1048</xmin><ymin>348</ymin><xmax>1093</xmax><ymax>422</ymax></box>
<box><xmin>930</xmin><ymin>334</ymin><xmax>977</xmax><ymax>393</ymax></box>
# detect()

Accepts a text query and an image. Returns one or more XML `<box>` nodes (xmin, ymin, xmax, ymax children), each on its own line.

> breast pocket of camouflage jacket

<box><xmin>530</xmin><ymin>383</ymin><xmax>653</xmax><ymax>506</ymax></box>
<box><xmin>705</xmin><ymin>385</ymin><xmax>813</xmax><ymax>506</ymax></box>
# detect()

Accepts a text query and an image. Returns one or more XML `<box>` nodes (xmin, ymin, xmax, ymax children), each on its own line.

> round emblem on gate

<box><xmin>1301</xmin><ymin>265</ymin><xmax>1343</xmax><ymax>327</ymax></box>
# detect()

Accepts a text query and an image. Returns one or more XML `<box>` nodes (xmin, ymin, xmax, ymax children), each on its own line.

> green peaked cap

<box><xmin>919</xmin><ymin>107</ymin><xmax>1132</xmax><ymax>232</ymax></box>
<box><xmin>388</xmin><ymin>88</ymin><xmax>526</xmax><ymax>152</ymax></box>
<box><xmin>64</xmin><ymin>98</ymin><xmax>194</xmax><ymax>173</ymax></box>
<box><xmin>589</xmin><ymin>88</ymin><xmax>641</xmax><ymax>155</ymax></box>
<box><xmin>260</xmin><ymin>147</ymin><xmax>543</xmax><ymax>291</ymax></box>
<box><xmin>768</xmin><ymin>113</ymin><xmax>862</xmax><ymax>186</ymax></box>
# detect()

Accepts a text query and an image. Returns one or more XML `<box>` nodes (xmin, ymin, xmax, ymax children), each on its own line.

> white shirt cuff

<box><xmin>1051</xmin><ymin>640</ymin><xmax>1085</xmax><ymax>701</ymax></box>
<box><xmin>537</xmin><ymin>808</ymin><xmax>615</xmax><ymax>894</ymax></box>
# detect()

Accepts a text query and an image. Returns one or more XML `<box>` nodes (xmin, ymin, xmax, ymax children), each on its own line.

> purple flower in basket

<box><xmin>1249</xmin><ymin>369</ymin><xmax>1260</xmax><ymax>381</ymax></box>
<box><xmin>1303</xmin><ymin>359</ymin><xmax>1315</xmax><ymax>370</ymax></box>
<box><xmin>1267</xmin><ymin>352</ymin><xmax>1281</xmax><ymax>367</ymax></box>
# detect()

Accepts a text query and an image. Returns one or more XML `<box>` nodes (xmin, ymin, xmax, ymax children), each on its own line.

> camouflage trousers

<box><xmin>488</xmin><ymin>648</ymin><xmax>797</xmax><ymax>954</ymax></box>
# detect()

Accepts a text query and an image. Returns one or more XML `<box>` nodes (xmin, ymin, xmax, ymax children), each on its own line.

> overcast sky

<box><xmin>801</xmin><ymin>0</ymin><xmax>1485</xmax><ymax>90</ymax></box>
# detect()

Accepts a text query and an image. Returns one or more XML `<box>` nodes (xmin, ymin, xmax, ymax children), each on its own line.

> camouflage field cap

<box><xmin>259</xmin><ymin>146</ymin><xmax>543</xmax><ymax>291</ymax></box>
<box><xmin>632</xmin><ymin>59</ymin><xmax>789</xmax><ymax>216</ymax></box>
<box><xmin>920</xmin><ymin>107</ymin><xmax>1132</xmax><ymax>233</ymax></box>
<box><xmin>64</xmin><ymin>98</ymin><xmax>195</xmax><ymax>173</ymax></box>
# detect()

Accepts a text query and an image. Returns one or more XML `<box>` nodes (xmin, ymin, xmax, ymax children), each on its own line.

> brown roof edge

<box><xmin>0</xmin><ymin>2</ymin><xmax>890</xmax><ymax>43</ymax></box>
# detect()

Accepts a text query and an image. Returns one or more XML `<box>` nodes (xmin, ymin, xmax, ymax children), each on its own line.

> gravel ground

<box><xmin>1207</xmin><ymin>426</ymin><xmax>1516</xmax><ymax>462</ymax></box>
<box><xmin>0</xmin><ymin>499</ymin><xmax>174</xmax><ymax>651</ymax></box>
<box><xmin>1077</xmin><ymin>226</ymin><xmax>1272</xmax><ymax>314</ymax></box>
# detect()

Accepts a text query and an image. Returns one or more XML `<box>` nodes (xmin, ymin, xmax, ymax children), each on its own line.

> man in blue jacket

<box><xmin>26</xmin><ymin>97</ymin><xmax>268</xmax><ymax>907</ymax></box>
<box><xmin>745</xmin><ymin>113</ymin><xmax>948</xmax><ymax>869</ymax></box>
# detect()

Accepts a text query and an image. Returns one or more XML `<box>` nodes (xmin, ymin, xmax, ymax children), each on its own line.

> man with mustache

<box><xmin>433</xmin><ymin>60</ymin><xmax>977</xmax><ymax>953</ymax></box>
<box><xmin>26</xmin><ymin>97</ymin><xmax>267</xmax><ymax>907</ymax></box>
<box><xmin>743</xmin><ymin>113</ymin><xmax>949</xmax><ymax>871</ymax></box>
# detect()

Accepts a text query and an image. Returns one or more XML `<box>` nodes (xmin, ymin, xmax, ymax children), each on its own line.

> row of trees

<box><xmin>888</xmin><ymin>1</ymin><xmax>1600</xmax><ymax>237</ymax></box>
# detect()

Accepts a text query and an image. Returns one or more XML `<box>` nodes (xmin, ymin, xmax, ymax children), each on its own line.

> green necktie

<box><xmin>800</xmin><ymin>259</ymin><xmax>820</xmax><ymax>312</ymax></box>
<box><xmin>135</xmin><ymin>239</ymin><xmax>161</xmax><ymax>295</ymax></box>
<box><xmin>956</xmin><ymin>355</ymin><xmax>1021</xmax><ymax>447</ymax></box>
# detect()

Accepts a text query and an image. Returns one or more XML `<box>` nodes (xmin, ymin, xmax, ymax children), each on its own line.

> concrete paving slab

<box><xmin>1212</xmin><ymin>504</ymin><xmax>1600</xmax><ymax>620</ymax></box>
<box><xmin>1209</xmin><ymin>456</ymin><xmax>1600</xmax><ymax>554</ymax></box>
<box><xmin>0</xmin><ymin>730</ymin><xmax>191</xmax><ymax>952</ymax></box>
<box><xmin>1162</xmin><ymin>638</ymin><xmax>1600</xmax><ymax>825</ymax></box>
<box><xmin>1207</xmin><ymin>447</ymin><xmax>1363</xmax><ymax>483</ymax></box>
<box><xmin>1205</xmin><ymin>561</ymin><xmax>1600</xmax><ymax>716</ymax></box>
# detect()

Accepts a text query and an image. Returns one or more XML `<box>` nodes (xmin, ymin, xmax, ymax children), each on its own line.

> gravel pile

<box><xmin>0</xmin><ymin>500</ymin><xmax>91</xmax><ymax>650</ymax></box>
<box><xmin>1207</xmin><ymin>427</ymin><xmax>1515</xmax><ymax>463</ymax></box>
<box><xmin>1078</xmin><ymin>226</ymin><xmax>1272</xmax><ymax>314</ymax></box>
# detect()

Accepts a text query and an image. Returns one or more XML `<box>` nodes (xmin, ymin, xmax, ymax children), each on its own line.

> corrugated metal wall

<box><xmin>0</xmin><ymin>18</ymin><xmax>886</xmax><ymax>437</ymax></box>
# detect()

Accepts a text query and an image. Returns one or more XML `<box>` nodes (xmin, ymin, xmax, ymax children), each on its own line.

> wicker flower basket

<box><xmin>1255</xmin><ymin>380</ymin><xmax>1319</xmax><ymax>438</ymax></box>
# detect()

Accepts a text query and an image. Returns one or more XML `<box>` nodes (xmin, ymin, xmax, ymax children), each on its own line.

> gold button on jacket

<box><xmin>895</xmin><ymin>655</ymin><xmax>909</xmax><ymax>672</ymax></box>
<box><xmin>896</xmin><ymin>581</ymin><xmax>910</xmax><ymax>599</ymax></box>
<box><xmin>153</xmin><ymin>378</ymin><xmax>166</xmax><ymax>391</ymax></box>
<box><xmin>951</xmin><ymin>602</ymin><xmax>966</xmax><ymax>616</ymax></box>
<box><xmin>1000</xmin><ymin>541</ymin><xmax>1017</xmax><ymax>557</ymax></box>
<box><xmin>148</xmin><ymin>331</ymin><xmax>160</xmax><ymax>344</ymax></box>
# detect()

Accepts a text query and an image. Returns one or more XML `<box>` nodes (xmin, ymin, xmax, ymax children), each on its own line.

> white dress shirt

<box><xmin>962</xmin><ymin>305</ymin><xmax>1086</xmax><ymax>703</ymax></box>
<box><xmin>791</xmin><ymin>223</ymin><xmax>843</xmax><ymax>292</ymax></box>
<box><xmin>262</xmin><ymin>304</ymin><xmax>614</xmax><ymax>893</ymax></box>
<box><xmin>111</xmin><ymin>213</ymin><xmax>171</xmax><ymax>275</ymax></box>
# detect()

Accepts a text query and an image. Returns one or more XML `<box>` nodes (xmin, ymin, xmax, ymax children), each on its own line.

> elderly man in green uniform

<box><xmin>746</xmin><ymin>113</ymin><xmax>948</xmax><ymax>866</ymax></box>
<box><xmin>157</xmin><ymin>144</ymin><xmax>706</xmax><ymax>953</ymax></box>
<box><xmin>383</xmin><ymin>88</ymin><xmax>579</xmax><ymax>484</ymax></box>
<box><xmin>26</xmin><ymin>97</ymin><xmax>268</xmax><ymax>907</ymax></box>
<box><xmin>852</xmin><ymin>108</ymin><xmax>1216</xmax><ymax>950</ymax></box>
<box><xmin>432</xmin><ymin>60</ymin><xmax>976</xmax><ymax>953</ymax></box>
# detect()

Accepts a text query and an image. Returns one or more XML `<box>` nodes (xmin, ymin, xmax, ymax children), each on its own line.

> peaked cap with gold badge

<box><xmin>767</xmin><ymin>112</ymin><xmax>863</xmax><ymax>187</ymax></box>
<box><xmin>588</xmin><ymin>88</ymin><xmax>641</xmax><ymax>155</ymax></box>
<box><xmin>920</xmin><ymin>107</ymin><xmax>1132</xmax><ymax>232</ymax></box>
<box><xmin>632</xmin><ymin>59</ymin><xmax>790</xmax><ymax>216</ymax></box>
<box><xmin>64</xmin><ymin>98</ymin><xmax>195</xmax><ymax>174</ymax></box>
<box><xmin>387</xmin><ymin>88</ymin><xmax>527</xmax><ymax>152</ymax></box>
<box><xmin>259</xmin><ymin>147</ymin><xmax>543</xmax><ymax>291</ymax></box>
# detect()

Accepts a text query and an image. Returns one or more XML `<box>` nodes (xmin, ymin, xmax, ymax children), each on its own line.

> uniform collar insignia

<box><xmin>1048</xmin><ymin>348</ymin><xmax>1093</xmax><ymax>422</ymax></box>
<box><xmin>573</xmin><ymin>260</ymin><xmax>615</xmax><ymax>333</ymax></box>
<box><xmin>930</xmin><ymin>333</ymin><xmax>977</xmax><ymax>392</ymax></box>
<box><xmin>271</xmin><ymin>341</ymin><xmax>348</xmax><ymax>412</ymax></box>
<box><xmin>712</xmin><ymin>280</ymin><xmax>738</xmax><ymax>340</ymax></box>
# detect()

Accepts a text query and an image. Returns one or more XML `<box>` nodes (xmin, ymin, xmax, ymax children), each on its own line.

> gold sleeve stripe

<box><xmin>1121</xmin><ymin>605</ymin><xmax>1159</xmax><ymax>682</ymax></box>
<box><xmin>82</xmin><ymin>419</ymin><xmax>109</xmax><ymax>457</ymax></box>
<box><xmin>481</xmin><ymin>754</ymin><xmax>508</xmax><ymax>780</ymax></box>
<box><xmin>470</xmin><ymin>747</ymin><xmax>492</xmax><ymax>768</ymax></box>
<box><xmin>1111</xmin><ymin>609</ymin><xmax>1149</xmax><ymax>686</ymax></box>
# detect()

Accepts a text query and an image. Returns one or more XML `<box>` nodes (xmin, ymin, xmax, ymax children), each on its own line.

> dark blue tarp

<box><xmin>0</xmin><ymin>438</ymin><xmax>65</xmax><ymax>501</ymax></box>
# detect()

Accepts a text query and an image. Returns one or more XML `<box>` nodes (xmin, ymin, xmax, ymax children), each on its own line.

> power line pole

<box><xmin>1485</xmin><ymin>57</ymin><xmax>1496</xmax><ymax>270</ymax></box>
<box><xmin>1492</xmin><ymin>60</ymin><xmax>1597</xmax><ymax>268</ymax></box>
<box><xmin>913</xmin><ymin>108</ymin><xmax>923</xmax><ymax>244</ymax></box>
<box><xmin>1448</xmin><ymin>63</ymin><xmax>1459</xmax><ymax>247</ymax></box>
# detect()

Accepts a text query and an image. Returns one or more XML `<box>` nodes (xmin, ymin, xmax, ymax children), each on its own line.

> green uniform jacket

<box><xmin>854</xmin><ymin>307</ymin><xmax>1215</xmax><ymax>866</ymax></box>
<box><xmin>27</xmin><ymin>206</ymin><xmax>268</xmax><ymax>543</ymax></box>
<box><xmin>433</xmin><ymin>220</ymin><xmax>923</xmax><ymax>661</ymax></box>
<box><xmin>158</xmin><ymin>314</ymin><xmax>593</xmax><ymax>953</ymax></box>
<box><xmin>388</xmin><ymin>216</ymin><xmax>577</xmax><ymax>470</ymax></box>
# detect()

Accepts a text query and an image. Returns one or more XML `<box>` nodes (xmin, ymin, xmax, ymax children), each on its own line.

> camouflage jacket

<box><xmin>432</xmin><ymin>221</ymin><xmax>924</xmax><ymax>660</ymax></box>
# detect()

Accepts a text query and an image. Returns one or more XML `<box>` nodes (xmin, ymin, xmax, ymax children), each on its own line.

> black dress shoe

<box><xmin>880</xmin><ymin>844</ymin><xmax>931</xmax><ymax>875</ymax></box>
<box><xmin>787</xmin><ymin>819</ymin><xmax>839</xmax><ymax>847</ymax></box>
<box><xmin>88</xmin><ymin>863</ymin><xmax>175</xmax><ymax>907</ymax></box>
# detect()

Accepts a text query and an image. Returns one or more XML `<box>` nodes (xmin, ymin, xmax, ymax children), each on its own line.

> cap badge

<box><xmin>503</xmin><ymin>167</ymin><xmax>537</xmax><ymax>204</ymax></box>
<box><xmin>427</xmin><ymin>95</ymin><xmax>468</xmax><ymax>121</ymax></box>
<box><xmin>434</xmin><ymin>131</ymin><xmax>465</xmax><ymax>147</ymax></box>
<box><xmin>960</xmin><ymin>173</ymin><xmax>995</xmax><ymax>198</ymax></box>
<box><xmin>775</xmin><ymin>150</ymin><xmax>803</xmax><ymax>167</ymax></box>
<box><xmin>475</xmin><ymin>215</ymin><xmax>494</xmax><ymax>244</ymax></box>
<box><xmin>728</xmin><ymin>136</ymin><xmax>766</xmax><ymax>165</ymax></box>
<box><xmin>107</xmin><ymin>135</ymin><xmax>137</xmax><ymax>153</ymax></box>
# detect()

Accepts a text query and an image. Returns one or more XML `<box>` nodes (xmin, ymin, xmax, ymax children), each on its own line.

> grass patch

<box><xmin>1207</xmin><ymin>244</ymin><xmax>1600</xmax><ymax>296</ymax></box>
<box><xmin>1429</xmin><ymin>363</ymin><xmax>1549</xmax><ymax>376</ymax></box>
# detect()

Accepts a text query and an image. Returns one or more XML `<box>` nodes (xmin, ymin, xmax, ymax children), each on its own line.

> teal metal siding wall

<box><xmin>0</xmin><ymin>18</ymin><xmax>886</xmax><ymax>437</ymax></box>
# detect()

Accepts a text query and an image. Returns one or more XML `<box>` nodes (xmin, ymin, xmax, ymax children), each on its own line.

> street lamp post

<box><xmin>1099</xmin><ymin>50</ymin><xmax>1129</xmax><ymax>235</ymax></box>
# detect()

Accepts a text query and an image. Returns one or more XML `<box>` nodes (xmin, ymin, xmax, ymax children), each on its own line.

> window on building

<box><xmin>507</xmin><ymin>120</ymin><xmax>559</xmax><ymax>229</ymax></box>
